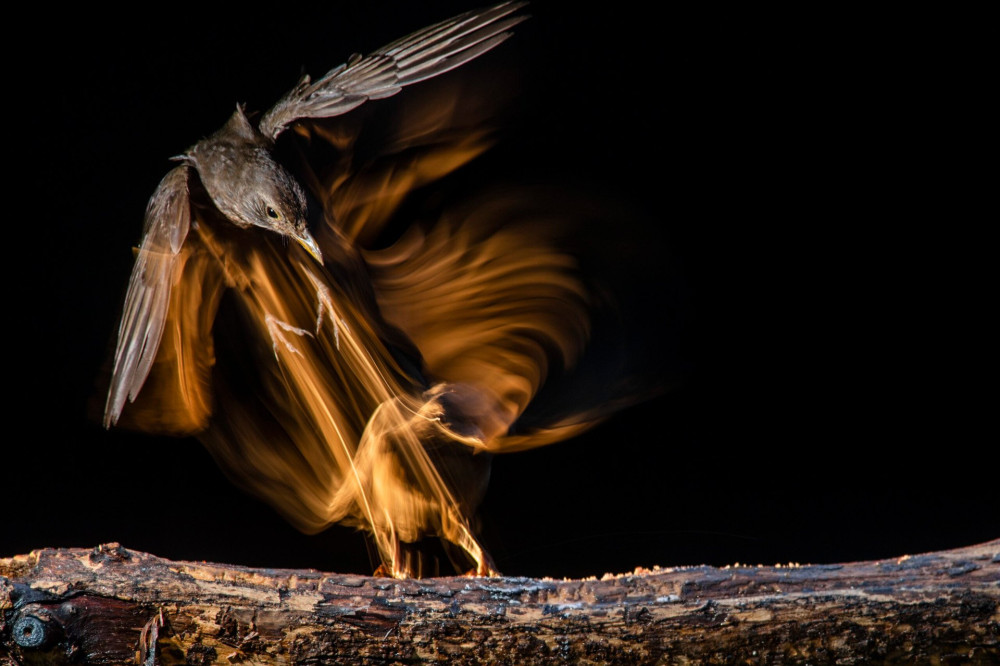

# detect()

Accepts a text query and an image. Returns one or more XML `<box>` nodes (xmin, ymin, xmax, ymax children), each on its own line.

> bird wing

<box><xmin>104</xmin><ymin>165</ymin><xmax>192</xmax><ymax>427</ymax></box>
<box><xmin>258</xmin><ymin>1</ymin><xmax>527</xmax><ymax>141</ymax></box>
<box><xmin>364</xmin><ymin>195</ymin><xmax>594</xmax><ymax>449</ymax></box>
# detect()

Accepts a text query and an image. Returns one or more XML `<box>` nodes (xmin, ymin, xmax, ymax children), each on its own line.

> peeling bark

<box><xmin>1</xmin><ymin>540</ymin><xmax>997</xmax><ymax>664</ymax></box>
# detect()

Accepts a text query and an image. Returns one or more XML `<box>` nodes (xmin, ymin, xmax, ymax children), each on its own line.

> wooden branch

<box><xmin>1</xmin><ymin>540</ymin><xmax>997</xmax><ymax>664</ymax></box>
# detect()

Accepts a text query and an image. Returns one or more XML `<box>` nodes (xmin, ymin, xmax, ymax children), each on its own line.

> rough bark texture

<box><xmin>1</xmin><ymin>540</ymin><xmax>997</xmax><ymax>664</ymax></box>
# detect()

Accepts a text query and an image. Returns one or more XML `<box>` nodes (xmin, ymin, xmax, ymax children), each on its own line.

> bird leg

<box><xmin>454</xmin><ymin>525</ymin><xmax>500</xmax><ymax>578</ymax></box>
<box><xmin>303</xmin><ymin>266</ymin><xmax>344</xmax><ymax>349</ymax></box>
<box><xmin>371</xmin><ymin>523</ymin><xmax>498</xmax><ymax>579</ymax></box>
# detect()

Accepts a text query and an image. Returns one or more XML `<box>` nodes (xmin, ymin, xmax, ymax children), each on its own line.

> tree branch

<box><xmin>2</xmin><ymin>540</ymin><xmax>997</xmax><ymax>664</ymax></box>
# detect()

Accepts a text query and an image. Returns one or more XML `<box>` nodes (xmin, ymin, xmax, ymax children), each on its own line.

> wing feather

<box><xmin>259</xmin><ymin>2</ymin><xmax>527</xmax><ymax>140</ymax></box>
<box><xmin>104</xmin><ymin>165</ymin><xmax>191</xmax><ymax>427</ymax></box>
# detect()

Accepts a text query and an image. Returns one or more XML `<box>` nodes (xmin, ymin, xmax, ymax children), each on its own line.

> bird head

<box><xmin>239</xmin><ymin>151</ymin><xmax>323</xmax><ymax>263</ymax></box>
<box><xmin>186</xmin><ymin>107</ymin><xmax>323</xmax><ymax>263</ymax></box>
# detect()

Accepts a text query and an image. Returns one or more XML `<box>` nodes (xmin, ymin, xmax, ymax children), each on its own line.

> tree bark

<box><xmin>1</xmin><ymin>540</ymin><xmax>997</xmax><ymax>664</ymax></box>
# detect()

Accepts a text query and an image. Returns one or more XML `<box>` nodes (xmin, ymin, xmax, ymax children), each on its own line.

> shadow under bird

<box><xmin>104</xmin><ymin>2</ymin><xmax>609</xmax><ymax>578</ymax></box>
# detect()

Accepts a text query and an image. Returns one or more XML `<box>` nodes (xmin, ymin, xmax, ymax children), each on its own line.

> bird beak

<box><xmin>295</xmin><ymin>229</ymin><xmax>323</xmax><ymax>263</ymax></box>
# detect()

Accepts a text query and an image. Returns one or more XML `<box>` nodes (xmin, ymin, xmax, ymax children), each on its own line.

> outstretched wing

<box><xmin>104</xmin><ymin>166</ymin><xmax>191</xmax><ymax>427</ymax></box>
<box><xmin>258</xmin><ymin>1</ymin><xmax>526</xmax><ymax>141</ymax></box>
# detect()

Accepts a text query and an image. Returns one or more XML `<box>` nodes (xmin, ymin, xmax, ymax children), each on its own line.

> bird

<box><xmin>104</xmin><ymin>2</ymin><xmax>528</xmax><ymax>428</ymax></box>
<box><xmin>103</xmin><ymin>2</ymin><xmax>607</xmax><ymax>578</ymax></box>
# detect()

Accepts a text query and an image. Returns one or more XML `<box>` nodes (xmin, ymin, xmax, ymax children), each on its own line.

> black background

<box><xmin>5</xmin><ymin>4</ymin><xmax>994</xmax><ymax>579</ymax></box>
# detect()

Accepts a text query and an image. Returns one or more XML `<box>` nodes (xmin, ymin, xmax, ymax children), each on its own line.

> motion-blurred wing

<box><xmin>294</xmin><ymin>72</ymin><xmax>501</xmax><ymax>248</ymax></box>
<box><xmin>104</xmin><ymin>166</ymin><xmax>192</xmax><ymax>428</ymax></box>
<box><xmin>259</xmin><ymin>1</ymin><xmax>526</xmax><ymax>141</ymax></box>
<box><xmin>365</xmin><ymin>196</ymin><xmax>595</xmax><ymax>449</ymax></box>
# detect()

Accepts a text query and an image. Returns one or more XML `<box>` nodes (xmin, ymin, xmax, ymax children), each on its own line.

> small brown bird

<box><xmin>105</xmin><ymin>2</ymin><xmax>527</xmax><ymax>426</ymax></box>
<box><xmin>105</xmin><ymin>2</ymin><xmax>602</xmax><ymax>578</ymax></box>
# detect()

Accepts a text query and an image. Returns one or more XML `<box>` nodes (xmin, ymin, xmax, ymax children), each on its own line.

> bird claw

<box><xmin>264</xmin><ymin>313</ymin><xmax>313</xmax><ymax>357</ymax></box>
<box><xmin>372</xmin><ymin>562</ymin><xmax>421</xmax><ymax>579</ymax></box>
<box><xmin>464</xmin><ymin>563</ymin><xmax>501</xmax><ymax>578</ymax></box>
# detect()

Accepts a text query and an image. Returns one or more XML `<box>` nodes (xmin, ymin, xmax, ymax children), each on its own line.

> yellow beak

<box><xmin>295</xmin><ymin>229</ymin><xmax>323</xmax><ymax>263</ymax></box>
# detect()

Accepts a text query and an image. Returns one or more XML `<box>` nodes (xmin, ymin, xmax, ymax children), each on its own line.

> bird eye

<box><xmin>266</xmin><ymin>206</ymin><xmax>279</xmax><ymax>219</ymax></box>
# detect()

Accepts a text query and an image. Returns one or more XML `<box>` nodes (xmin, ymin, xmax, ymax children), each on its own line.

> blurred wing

<box><xmin>295</xmin><ymin>72</ymin><xmax>503</xmax><ymax>247</ymax></box>
<box><xmin>104</xmin><ymin>166</ymin><xmax>191</xmax><ymax>427</ymax></box>
<box><xmin>258</xmin><ymin>1</ymin><xmax>526</xmax><ymax>140</ymax></box>
<box><xmin>365</xmin><ymin>195</ymin><xmax>594</xmax><ymax>449</ymax></box>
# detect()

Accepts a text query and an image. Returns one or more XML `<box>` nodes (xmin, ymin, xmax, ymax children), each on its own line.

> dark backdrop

<box><xmin>5</xmin><ymin>4</ymin><xmax>994</xmax><ymax>579</ymax></box>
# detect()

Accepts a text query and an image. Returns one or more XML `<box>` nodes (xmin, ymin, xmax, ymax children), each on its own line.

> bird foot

<box><xmin>372</xmin><ymin>563</ymin><xmax>420</xmax><ymax>579</ymax></box>
<box><xmin>374</xmin><ymin>563</ymin><xmax>498</xmax><ymax>578</ymax></box>
<box><xmin>264</xmin><ymin>313</ymin><xmax>313</xmax><ymax>357</ymax></box>
<box><xmin>464</xmin><ymin>563</ymin><xmax>501</xmax><ymax>578</ymax></box>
